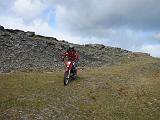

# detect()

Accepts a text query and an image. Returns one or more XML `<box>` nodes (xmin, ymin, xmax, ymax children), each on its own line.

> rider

<box><xmin>62</xmin><ymin>45</ymin><xmax>79</xmax><ymax>75</ymax></box>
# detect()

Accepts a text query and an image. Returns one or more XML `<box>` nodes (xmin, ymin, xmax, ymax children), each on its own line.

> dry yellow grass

<box><xmin>0</xmin><ymin>57</ymin><xmax>160</xmax><ymax>120</ymax></box>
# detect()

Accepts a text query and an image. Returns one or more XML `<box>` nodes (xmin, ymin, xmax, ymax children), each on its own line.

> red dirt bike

<box><xmin>64</xmin><ymin>60</ymin><xmax>77</xmax><ymax>85</ymax></box>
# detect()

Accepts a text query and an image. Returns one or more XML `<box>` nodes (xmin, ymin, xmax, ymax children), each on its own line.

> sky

<box><xmin>0</xmin><ymin>0</ymin><xmax>160</xmax><ymax>57</ymax></box>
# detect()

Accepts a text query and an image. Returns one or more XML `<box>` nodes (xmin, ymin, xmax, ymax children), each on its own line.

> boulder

<box><xmin>0</xmin><ymin>25</ymin><xmax>4</xmax><ymax>30</ymax></box>
<box><xmin>26</xmin><ymin>31</ymin><xmax>35</xmax><ymax>37</ymax></box>
<box><xmin>54</xmin><ymin>58</ymin><xmax>58</xmax><ymax>62</ymax></box>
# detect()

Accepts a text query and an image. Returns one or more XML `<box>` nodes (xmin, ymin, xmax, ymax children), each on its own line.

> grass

<box><xmin>0</xmin><ymin>57</ymin><xmax>160</xmax><ymax>120</ymax></box>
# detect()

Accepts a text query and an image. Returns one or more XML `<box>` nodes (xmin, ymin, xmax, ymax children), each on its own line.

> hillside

<box><xmin>0</xmin><ymin>25</ymin><xmax>151</xmax><ymax>72</ymax></box>
<box><xmin>0</xmin><ymin>57</ymin><xmax>160</xmax><ymax>120</ymax></box>
<box><xmin>0</xmin><ymin>26</ymin><xmax>160</xmax><ymax>120</ymax></box>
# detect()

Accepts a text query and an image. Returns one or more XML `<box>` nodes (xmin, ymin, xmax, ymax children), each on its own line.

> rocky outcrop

<box><xmin>0</xmin><ymin>25</ymin><xmax>4</xmax><ymax>30</ymax></box>
<box><xmin>25</xmin><ymin>31</ymin><xmax>35</xmax><ymax>37</ymax></box>
<box><xmin>0</xmin><ymin>25</ymin><xmax>151</xmax><ymax>72</ymax></box>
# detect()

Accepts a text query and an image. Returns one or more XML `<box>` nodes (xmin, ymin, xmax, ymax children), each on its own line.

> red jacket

<box><xmin>63</xmin><ymin>49</ymin><xmax>78</xmax><ymax>62</ymax></box>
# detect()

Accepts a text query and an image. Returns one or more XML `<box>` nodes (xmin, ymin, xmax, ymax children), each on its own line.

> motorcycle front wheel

<box><xmin>64</xmin><ymin>71</ymin><xmax>69</xmax><ymax>85</ymax></box>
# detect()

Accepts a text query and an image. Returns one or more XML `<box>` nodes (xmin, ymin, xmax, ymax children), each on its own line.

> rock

<box><xmin>85</xmin><ymin>44</ymin><xmax>105</xmax><ymax>49</ymax></box>
<box><xmin>26</xmin><ymin>31</ymin><xmax>35</xmax><ymax>37</ymax></box>
<box><xmin>94</xmin><ymin>44</ymin><xmax>105</xmax><ymax>50</ymax></box>
<box><xmin>47</xmin><ymin>41</ymin><xmax>55</xmax><ymax>46</ymax></box>
<box><xmin>1</xmin><ymin>33</ymin><xmax>11</xmax><ymax>37</ymax></box>
<box><xmin>14</xmin><ymin>29</ymin><xmax>25</xmax><ymax>35</ymax></box>
<box><xmin>58</xmin><ymin>47</ymin><xmax>63</xmax><ymax>50</ymax></box>
<box><xmin>0</xmin><ymin>27</ymin><xmax>154</xmax><ymax>73</ymax></box>
<box><xmin>54</xmin><ymin>58</ymin><xmax>58</xmax><ymax>62</ymax></box>
<box><xmin>0</xmin><ymin>25</ymin><xmax>4</xmax><ymax>30</ymax></box>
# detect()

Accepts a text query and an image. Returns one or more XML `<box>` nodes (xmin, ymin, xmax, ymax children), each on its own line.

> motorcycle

<box><xmin>64</xmin><ymin>60</ymin><xmax>77</xmax><ymax>85</ymax></box>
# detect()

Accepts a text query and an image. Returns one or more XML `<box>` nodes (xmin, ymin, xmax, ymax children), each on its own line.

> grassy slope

<box><xmin>0</xmin><ymin>57</ymin><xmax>160</xmax><ymax>120</ymax></box>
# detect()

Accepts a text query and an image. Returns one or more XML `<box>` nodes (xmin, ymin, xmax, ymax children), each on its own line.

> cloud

<box><xmin>0</xmin><ymin>15</ymin><xmax>25</xmax><ymax>29</ymax></box>
<box><xmin>0</xmin><ymin>0</ymin><xmax>57</xmax><ymax>38</ymax></box>
<box><xmin>141</xmin><ymin>44</ymin><xmax>160</xmax><ymax>57</ymax></box>
<box><xmin>151</xmin><ymin>32</ymin><xmax>160</xmax><ymax>41</ymax></box>
<box><xmin>12</xmin><ymin>0</ymin><xmax>47</xmax><ymax>21</ymax></box>
<box><xmin>0</xmin><ymin>0</ymin><xmax>160</xmax><ymax>57</ymax></box>
<box><xmin>0</xmin><ymin>15</ymin><xmax>55</xmax><ymax>37</ymax></box>
<box><xmin>52</xmin><ymin>0</ymin><xmax>160</xmax><ymax>37</ymax></box>
<box><xmin>0</xmin><ymin>0</ymin><xmax>14</xmax><ymax>15</ymax></box>
<box><xmin>105</xmin><ymin>28</ymin><xmax>146</xmax><ymax>51</ymax></box>
<box><xmin>49</xmin><ymin>0</ymin><xmax>160</xmax><ymax>57</ymax></box>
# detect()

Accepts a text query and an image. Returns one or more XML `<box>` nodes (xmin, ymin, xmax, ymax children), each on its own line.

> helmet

<box><xmin>69</xmin><ymin>45</ymin><xmax>74</xmax><ymax>51</ymax></box>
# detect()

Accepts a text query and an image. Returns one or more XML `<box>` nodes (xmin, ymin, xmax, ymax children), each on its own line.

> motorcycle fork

<box><xmin>68</xmin><ymin>69</ymin><xmax>71</xmax><ymax>78</ymax></box>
